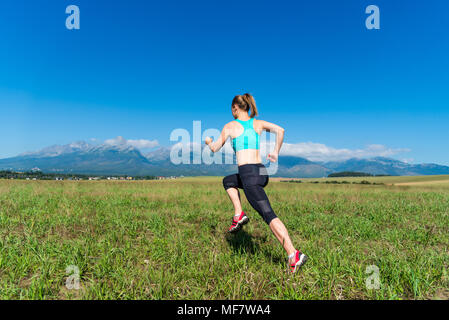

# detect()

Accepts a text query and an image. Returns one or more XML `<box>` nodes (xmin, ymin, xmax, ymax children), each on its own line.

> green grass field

<box><xmin>0</xmin><ymin>176</ymin><xmax>448</xmax><ymax>300</ymax></box>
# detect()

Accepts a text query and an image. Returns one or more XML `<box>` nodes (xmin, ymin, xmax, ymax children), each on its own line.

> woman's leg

<box><xmin>226</xmin><ymin>187</ymin><xmax>243</xmax><ymax>216</ymax></box>
<box><xmin>241</xmin><ymin>180</ymin><xmax>297</xmax><ymax>258</ymax></box>
<box><xmin>269</xmin><ymin>218</ymin><xmax>296</xmax><ymax>260</ymax></box>
<box><xmin>223</xmin><ymin>174</ymin><xmax>244</xmax><ymax>216</ymax></box>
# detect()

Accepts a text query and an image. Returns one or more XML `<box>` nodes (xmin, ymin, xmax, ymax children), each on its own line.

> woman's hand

<box><xmin>267</xmin><ymin>151</ymin><xmax>279</xmax><ymax>163</ymax></box>
<box><xmin>258</xmin><ymin>120</ymin><xmax>284</xmax><ymax>162</ymax></box>
<box><xmin>205</xmin><ymin>137</ymin><xmax>213</xmax><ymax>145</ymax></box>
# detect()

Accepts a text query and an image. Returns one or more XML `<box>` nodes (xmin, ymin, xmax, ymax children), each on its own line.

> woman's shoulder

<box><xmin>225</xmin><ymin>120</ymin><xmax>239</xmax><ymax>127</ymax></box>
<box><xmin>223</xmin><ymin>121</ymin><xmax>240</xmax><ymax>134</ymax></box>
<box><xmin>253</xmin><ymin>118</ymin><xmax>266</xmax><ymax>128</ymax></box>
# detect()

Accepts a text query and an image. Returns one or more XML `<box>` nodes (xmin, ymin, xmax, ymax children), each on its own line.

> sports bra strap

<box><xmin>232</xmin><ymin>118</ymin><xmax>260</xmax><ymax>152</ymax></box>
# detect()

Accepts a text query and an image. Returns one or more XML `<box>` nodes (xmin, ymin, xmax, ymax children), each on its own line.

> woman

<box><xmin>205</xmin><ymin>93</ymin><xmax>308</xmax><ymax>273</ymax></box>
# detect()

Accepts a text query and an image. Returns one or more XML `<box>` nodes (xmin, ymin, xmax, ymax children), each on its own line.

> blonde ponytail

<box><xmin>232</xmin><ymin>93</ymin><xmax>258</xmax><ymax>118</ymax></box>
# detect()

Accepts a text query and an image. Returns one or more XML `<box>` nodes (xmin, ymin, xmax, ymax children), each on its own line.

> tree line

<box><xmin>0</xmin><ymin>171</ymin><xmax>158</xmax><ymax>180</ymax></box>
<box><xmin>328</xmin><ymin>172</ymin><xmax>391</xmax><ymax>178</ymax></box>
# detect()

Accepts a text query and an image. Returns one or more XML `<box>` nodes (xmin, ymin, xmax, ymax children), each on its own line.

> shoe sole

<box><xmin>291</xmin><ymin>254</ymin><xmax>308</xmax><ymax>274</ymax></box>
<box><xmin>228</xmin><ymin>216</ymin><xmax>249</xmax><ymax>234</ymax></box>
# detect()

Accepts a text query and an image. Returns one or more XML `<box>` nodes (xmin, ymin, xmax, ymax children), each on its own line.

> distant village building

<box><xmin>157</xmin><ymin>176</ymin><xmax>178</xmax><ymax>180</ymax></box>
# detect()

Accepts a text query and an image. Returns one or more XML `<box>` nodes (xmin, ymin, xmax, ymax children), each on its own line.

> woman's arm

<box><xmin>205</xmin><ymin>123</ymin><xmax>231</xmax><ymax>153</ymax></box>
<box><xmin>258</xmin><ymin>120</ymin><xmax>285</xmax><ymax>162</ymax></box>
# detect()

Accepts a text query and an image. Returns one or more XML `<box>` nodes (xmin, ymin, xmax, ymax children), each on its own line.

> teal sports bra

<box><xmin>232</xmin><ymin>118</ymin><xmax>260</xmax><ymax>152</ymax></box>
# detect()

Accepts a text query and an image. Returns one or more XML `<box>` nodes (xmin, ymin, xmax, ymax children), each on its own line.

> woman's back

<box><xmin>228</xmin><ymin>118</ymin><xmax>263</xmax><ymax>166</ymax></box>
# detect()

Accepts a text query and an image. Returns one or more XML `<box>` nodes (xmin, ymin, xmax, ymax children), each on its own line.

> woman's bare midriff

<box><xmin>236</xmin><ymin>149</ymin><xmax>262</xmax><ymax>166</ymax></box>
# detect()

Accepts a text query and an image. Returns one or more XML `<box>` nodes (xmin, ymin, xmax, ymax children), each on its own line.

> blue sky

<box><xmin>0</xmin><ymin>0</ymin><xmax>448</xmax><ymax>164</ymax></box>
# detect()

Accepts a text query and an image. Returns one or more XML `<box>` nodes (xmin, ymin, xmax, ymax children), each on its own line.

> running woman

<box><xmin>205</xmin><ymin>93</ymin><xmax>308</xmax><ymax>273</ymax></box>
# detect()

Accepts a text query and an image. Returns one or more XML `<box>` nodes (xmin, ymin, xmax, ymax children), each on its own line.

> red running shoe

<box><xmin>289</xmin><ymin>250</ymin><xmax>308</xmax><ymax>273</ymax></box>
<box><xmin>228</xmin><ymin>212</ymin><xmax>249</xmax><ymax>233</ymax></box>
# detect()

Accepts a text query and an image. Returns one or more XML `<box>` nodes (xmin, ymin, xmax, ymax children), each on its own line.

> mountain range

<box><xmin>1</xmin><ymin>141</ymin><xmax>449</xmax><ymax>177</ymax></box>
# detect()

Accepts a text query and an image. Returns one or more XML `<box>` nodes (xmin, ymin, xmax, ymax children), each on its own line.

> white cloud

<box><xmin>401</xmin><ymin>158</ymin><xmax>415</xmax><ymax>164</ymax></box>
<box><xmin>270</xmin><ymin>142</ymin><xmax>410</xmax><ymax>162</ymax></box>
<box><xmin>104</xmin><ymin>136</ymin><xmax>159</xmax><ymax>149</ymax></box>
<box><xmin>127</xmin><ymin>139</ymin><xmax>160</xmax><ymax>149</ymax></box>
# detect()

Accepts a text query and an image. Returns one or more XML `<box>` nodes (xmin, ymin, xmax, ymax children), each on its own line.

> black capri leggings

<box><xmin>222</xmin><ymin>163</ymin><xmax>278</xmax><ymax>225</ymax></box>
